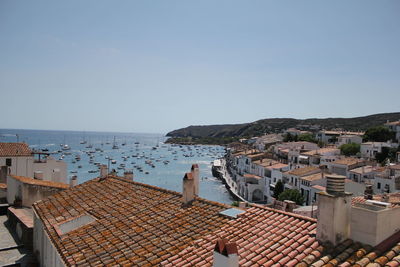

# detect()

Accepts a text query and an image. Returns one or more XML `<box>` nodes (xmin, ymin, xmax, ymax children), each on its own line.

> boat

<box><xmin>111</xmin><ymin>160</ymin><xmax>117</xmax><ymax>164</ymax></box>
<box><xmin>112</xmin><ymin>136</ymin><xmax>119</xmax><ymax>149</ymax></box>
<box><xmin>62</xmin><ymin>144</ymin><xmax>71</xmax><ymax>151</ymax></box>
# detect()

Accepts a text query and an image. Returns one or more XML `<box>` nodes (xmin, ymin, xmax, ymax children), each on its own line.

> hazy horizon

<box><xmin>1</xmin><ymin>1</ymin><xmax>399</xmax><ymax>133</ymax></box>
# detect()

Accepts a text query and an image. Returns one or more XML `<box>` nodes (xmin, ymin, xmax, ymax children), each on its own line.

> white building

<box><xmin>0</xmin><ymin>143</ymin><xmax>67</xmax><ymax>183</ymax></box>
<box><xmin>316</xmin><ymin>130</ymin><xmax>364</xmax><ymax>145</ymax></box>
<box><xmin>385</xmin><ymin>120</ymin><xmax>400</xmax><ymax>143</ymax></box>
<box><xmin>373</xmin><ymin>164</ymin><xmax>400</xmax><ymax>194</ymax></box>
<box><xmin>337</xmin><ymin>135</ymin><xmax>363</xmax><ymax>146</ymax></box>
<box><xmin>360</xmin><ymin>142</ymin><xmax>396</xmax><ymax>160</ymax></box>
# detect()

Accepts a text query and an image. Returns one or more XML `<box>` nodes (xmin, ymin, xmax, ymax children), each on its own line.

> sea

<box><xmin>0</xmin><ymin>129</ymin><xmax>233</xmax><ymax>204</ymax></box>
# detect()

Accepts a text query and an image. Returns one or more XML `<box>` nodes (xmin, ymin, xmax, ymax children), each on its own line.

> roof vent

<box><xmin>326</xmin><ymin>174</ymin><xmax>345</xmax><ymax>195</ymax></box>
<box><xmin>54</xmin><ymin>214</ymin><xmax>96</xmax><ymax>236</ymax></box>
<box><xmin>219</xmin><ymin>208</ymin><xmax>245</xmax><ymax>219</ymax></box>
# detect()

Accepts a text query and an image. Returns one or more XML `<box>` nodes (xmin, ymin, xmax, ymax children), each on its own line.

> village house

<box><xmin>283</xmin><ymin>166</ymin><xmax>321</xmax><ymax>190</ymax></box>
<box><xmin>32</xmin><ymin>171</ymin><xmax>400</xmax><ymax>266</ymax></box>
<box><xmin>348</xmin><ymin>165</ymin><xmax>382</xmax><ymax>183</ymax></box>
<box><xmin>360</xmin><ymin>141</ymin><xmax>397</xmax><ymax>160</ymax></box>
<box><xmin>337</xmin><ymin>134</ymin><xmax>363</xmax><ymax>146</ymax></box>
<box><xmin>300</xmin><ymin>147</ymin><xmax>341</xmax><ymax>166</ymax></box>
<box><xmin>0</xmin><ymin>143</ymin><xmax>67</xmax><ymax>183</ymax></box>
<box><xmin>316</xmin><ymin>130</ymin><xmax>364</xmax><ymax>145</ymax></box>
<box><xmin>273</xmin><ymin>141</ymin><xmax>319</xmax><ymax>164</ymax></box>
<box><xmin>373</xmin><ymin>164</ymin><xmax>400</xmax><ymax>194</ymax></box>
<box><xmin>253</xmin><ymin>134</ymin><xmax>283</xmax><ymax>151</ymax></box>
<box><xmin>264</xmin><ymin>163</ymin><xmax>289</xmax><ymax>200</ymax></box>
<box><xmin>385</xmin><ymin>120</ymin><xmax>400</xmax><ymax>143</ymax></box>
<box><xmin>327</xmin><ymin>157</ymin><xmax>366</xmax><ymax>176</ymax></box>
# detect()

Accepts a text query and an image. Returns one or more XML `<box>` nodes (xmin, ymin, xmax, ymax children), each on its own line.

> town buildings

<box><xmin>0</xmin><ymin>143</ymin><xmax>67</xmax><ymax>183</ymax></box>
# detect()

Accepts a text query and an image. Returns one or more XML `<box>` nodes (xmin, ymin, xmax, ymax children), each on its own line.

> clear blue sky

<box><xmin>1</xmin><ymin>1</ymin><xmax>399</xmax><ymax>134</ymax></box>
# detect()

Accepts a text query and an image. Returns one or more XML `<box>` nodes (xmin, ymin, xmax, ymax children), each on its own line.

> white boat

<box><xmin>62</xmin><ymin>144</ymin><xmax>71</xmax><ymax>151</ymax></box>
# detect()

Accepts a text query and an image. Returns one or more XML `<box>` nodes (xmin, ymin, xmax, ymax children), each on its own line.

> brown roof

<box><xmin>0</xmin><ymin>183</ymin><xmax>7</xmax><ymax>189</ymax></box>
<box><xmin>0</xmin><ymin>142</ymin><xmax>32</xmax><ymax>157</ymax></box>
<box><xmin>333</xmin><ymin>157</ymin><xmax>363</xmax><ymax>166</ymax></box>
<box><xmin>352</xmin><ymin>193</ymin><xmax>400</xmax><ymax>207</ymax></box>
<box><xmin>33</xmin><ymin>176</ymin><xmax>400</xmax><ymax>266</ymax></box>
<box><xmin>286</xmin><ymin>166</ymin><xmax>320</xmax><ymax>177</ymax></box>
<box><xmin>243</xmin><ymin>174</ymin><xmax>262</xmax><ymax>179</ymax></box>
<box><xmin>302</xmin><ymin>147</ymin><xmax>340</xmax><ymax>156</ymax></box>
<box><xmin>164</xmin><ymin>204</ymin><xmax>400</xmax><ymax>266</ymax></box>
<box><xmin>266</xmin><ymin>163</ymin><xmax>289</xmax><ymax>170</ymax></box>
<box><xmin>10</xmin><ymin>175</ymin><xmax>69</xmax><ymax>189</ymax></box>
<box><xmin>301</xmin><ymin>172</ymin><xmax>323</xmax><ymax>182</ymax></box>
<box><xmin>33</xmin><ymin>176</ymin><xmax>232</xmax><ymax>266</ymax></box>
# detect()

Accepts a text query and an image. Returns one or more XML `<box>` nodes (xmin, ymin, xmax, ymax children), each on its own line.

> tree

<box><xmin>284</xmin><ymin>133</ymin><xmax>297</xmax><ymax>142</ymax></box>
<box><xmin>364</xmin><ymin>126</ymin><xmax>395</xmax><ymax>142</ymax></box>
<box><xmin>298</xmin><ymin>133</ymin><xmax>317</xmax><ymax>143</ymax></box>
<box><xmin>339</xmin><ymin>143</ymin><xmax>360</xmax><ymax>156</ymax></box>
<box><xmin>376</xmin><ymin>146</ymin><xmax>400</xmax><ymax>164</ymax></box>
<box><xmin>278</xmin><ymin>189</ymin><xmax>304</xmax><ymax>205</ymax></box>
<box><xmin>273</xmin><ymin>180</ymin><xmax>284</xmax><ymax>199</ymax></box>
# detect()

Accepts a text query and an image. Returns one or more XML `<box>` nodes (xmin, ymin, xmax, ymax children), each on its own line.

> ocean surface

<box><xmin>0</xmin><ymin>129</ymin><xmax>233</xmax><ymax>204</ymax></box>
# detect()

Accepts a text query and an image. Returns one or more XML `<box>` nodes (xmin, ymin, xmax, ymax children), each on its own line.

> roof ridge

<box><xmin>250</xmin><ymin>203</ymin><xmax>317</xmax><ymax>223</ymax></box>
<box><xmin>107</xmin><ymin>175</ymin><xmax>231</xmax><ymax>209</ymax></box>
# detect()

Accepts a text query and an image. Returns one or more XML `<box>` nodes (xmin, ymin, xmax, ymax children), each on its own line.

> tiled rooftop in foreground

<box><xmin>33</xmin><ymin>175</ymin><xmax>232</xmax><ymax>266</ymax></box>
<box><xmin>33</xmin><ymin>174</ymin><xmax>400</xmax><ymax>267</ymax></box>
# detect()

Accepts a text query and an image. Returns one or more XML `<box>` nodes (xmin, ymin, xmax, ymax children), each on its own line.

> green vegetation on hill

<box><xmin>166</xmin><ymin>112</ymin><xmax>400</xmax><ymax>144</ymax></box>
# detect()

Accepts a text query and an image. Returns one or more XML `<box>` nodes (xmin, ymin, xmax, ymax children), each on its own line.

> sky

<box><xmin>0</xmin><ymin>1</ymin><xmax>399</xmax><ymax>134</ymax></box>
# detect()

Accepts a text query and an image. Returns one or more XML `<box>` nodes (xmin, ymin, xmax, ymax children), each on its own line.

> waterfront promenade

<box><xmin>217</xmin><ymin>158</ymin><xmax>246</xmax><ymax>202</ymax></box>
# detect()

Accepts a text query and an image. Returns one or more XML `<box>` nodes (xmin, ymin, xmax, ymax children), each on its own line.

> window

<box><xmin>5</xmin><ymin>158</ymin><xmax>12</xmax><ymax>166</ymax></box>
<box><xmin>377</xmin><ymin>182</ymin><xmax>381</xmax><ymax>189</ymax></box>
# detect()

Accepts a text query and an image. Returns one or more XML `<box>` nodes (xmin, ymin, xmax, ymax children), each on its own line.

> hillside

<box><xmin>166</xmin><ymin>112</ymin><xmax>400</xmax><ymax>140</ymax></box>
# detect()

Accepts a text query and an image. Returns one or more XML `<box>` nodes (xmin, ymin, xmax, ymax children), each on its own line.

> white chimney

<box><xmin>70</xmin><ymin>175</ymin><xmax>77</xmax><ymax>187</ymax></box>
<box><xmin>182</xmin><ymin>172</ymin><xmax>195</xmax><ymax>207</ymax></box>
<box><xmin>213</xmin><ymin>239</ymin><xmax>238</xmax><ymax>267</ymax></box>
<box><xmin>100</xmin><ymin>165</ymin><xmax>108</xmax><ymax>178</ymax></box>
<box><xmin>191</xmin><ymin>164</ymin><xmax>200</xmax><ymax>196</ymax></box>
<box><xmin>316</xmin><ymin>174</ymin><xmax>352</xmax><ymax>246</ymax></box>
<box><xmin>34</xmin><ymin>171</ymin><xmax>44</xmax><ymax>180</ymax></box>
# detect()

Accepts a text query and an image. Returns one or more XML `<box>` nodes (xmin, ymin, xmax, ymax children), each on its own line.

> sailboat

<box><xmin>112</xmin><ymin>136</ymin><xmax>119</xmax><ymax>149</ymax></box>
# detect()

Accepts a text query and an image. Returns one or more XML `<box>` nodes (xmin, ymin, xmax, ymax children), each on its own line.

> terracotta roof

<box><xmin>165</xmin><ymin>204</ymin><xmax>400</xmax><ymax>267</ymax></box>
<box><xmin>390</xmin><ymin>164</ymin><xmax>400</xmax><ymax>170</ymax></box>
<box><xmin>286</xmin><ymin>166</ymin><xmax>320</xmax><ymax>177</ymax></box>
<box><xmin>385</xmin><ymin>121</ymin><xmax>400</xmax><ymax>126</ymax></box>
<box><xmin>333</xmin><ymin>157</ymin><xmax>363</xmax><ymax>166</ymax></box>
<box><xmin>0</xmin><ymin>142</ymin><xmax>32</xmax><ymax>157</ymax></box>
<box><xmin>0</xmin><ymin>183</ymin><xmax>7</xmax><ymax>189</ymax></box>
<box><xmin>312</xmin><ymin>185</ymin><xmax>326</xmax><ymax>191</ymax></box>
<box><xmin>352</xmin><ymin>193</ymin><xmax>400</xmax><ymax>207</ymax></box>
<box><xmin>32</xmin><ymin>176</ymin><xmax>232</xmax><ymax>266</ymax></box>
<box><xmin>266</xmin><ymin>163</ymin><xmax>289</xmax><ymax>170</ymax></box>
<box><xmin>302</xmin><ymin>148</ymin><xmax>340</xmax><ymax>156</ymax></box>
<box><xmin>301</xmin><ymin>172</ymin><xmax>323</xmax><ymax>182</ymax></box>
<box><xmin>243</xmin><ymin>174</ymin><xmax>262</xmax><ymax>179</ymax></box>
<box><xmin>252</xmin><ymin>158</ymin><xmax>276</xmax><ymax>167</ymax></box>
<box><xmin>10</xmin><ymin>175</ymin><xmax>69</xmax><ymax>189</ymax></box>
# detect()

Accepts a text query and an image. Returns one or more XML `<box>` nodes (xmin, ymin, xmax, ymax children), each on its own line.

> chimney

<box><xmin>316</xmin><ymin>174</ymin><xmax>352</xmax><ymax>246</ymax></box>
<box><xmin>100</xmin><ymin>165</ymin><xmax>108</xmax><ymax>178</ymax></box>
<box><xmin>191</xmin><ymin>164</ymin><xmax>200</xmax><ymax>196</ymax></box>
<box><xmin>364</xmin><ymin>185</ymin><xmax>373</xmax><ymax>200</ymax></box>
<box><xmin>284</xmin><ymin>200</ymin><xmax>296</xmax><ymax>212</ymax></box>
<box><xmin>70</xmin><ymin>175</ymin><xmax>77</xmax><ymax>187</ymax></box>
<box><xmin>213</xmin><ymin>239</ymin><xmax>238</xmax><ymax>267</ymax></box>
<box><xmin>124</xmin><ymin>169</ymin><xmax>134</xmax><ymax>180</ymax></box>
<box><xmin>34</xmin><ymin>171</ymin><xmax>44</xmax><ymax>180</ymax></box>
<box><xmin>182</xmin><ymin>172</ymin><xmax>195</xmax><ymax>207</ymax></box>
